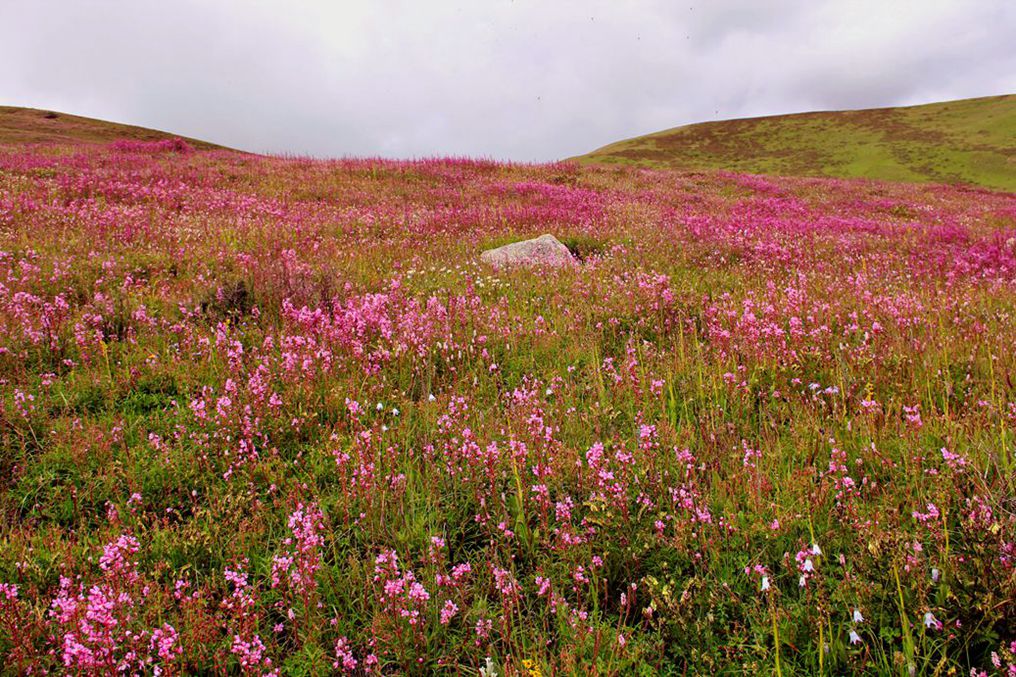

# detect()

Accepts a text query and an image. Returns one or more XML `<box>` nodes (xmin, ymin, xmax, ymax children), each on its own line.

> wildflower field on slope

<box><xmin>0</xmin><ymin>139</ymin><xmax>1014</xmax><ymax>675</ymax></box>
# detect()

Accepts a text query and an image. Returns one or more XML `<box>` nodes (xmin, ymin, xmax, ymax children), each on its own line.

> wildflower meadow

<box><xmin>0</xmin><ymin>138</ymin><xmax>1014</xmax><ymax>674</ymax></box>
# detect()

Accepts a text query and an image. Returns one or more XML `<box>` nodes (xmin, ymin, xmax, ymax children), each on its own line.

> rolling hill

<box><xmin>575</xmin><ymin>94</ymin><xmax>1016</xmax><ymax>191</ymax></box>
<box><xmin>0</xmin><ymin>106</ymin><xmax>226</xmax><ymax>149</ymax></box>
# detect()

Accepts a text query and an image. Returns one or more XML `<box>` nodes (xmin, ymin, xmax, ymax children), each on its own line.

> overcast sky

<box><xmin>1</xmin><ymin>0</ymin><xmax>1013</xmax><ymax>161</ymax></box>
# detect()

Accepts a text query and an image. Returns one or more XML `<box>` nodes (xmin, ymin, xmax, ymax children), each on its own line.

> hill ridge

<box><xmin>575</xmin><ymin>94</ymin><xmax>1016</xmax><ymax>191</ymax></box>
<box><xmin>0</xmin><ymin>105</ymin><xmax>227</xmax><ymax>150</ymax></box>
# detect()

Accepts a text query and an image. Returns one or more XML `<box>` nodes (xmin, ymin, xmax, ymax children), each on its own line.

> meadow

<box><xmin>0</xmin><ymin>138</ymin><xmax>1014</xmax><ymax>675</ymax></box>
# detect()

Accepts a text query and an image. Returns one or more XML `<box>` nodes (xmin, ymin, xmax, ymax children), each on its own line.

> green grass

<box><xmin>575</xmin><ymin>94</ymin><xmax>1016</xmax><ymax>191</ymax></box>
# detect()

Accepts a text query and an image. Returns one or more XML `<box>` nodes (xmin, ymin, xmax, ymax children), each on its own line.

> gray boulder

<box><xmin>480</xmin><ymin>234</ymin><xmax>575</xmax><ymax>268</ymax></box>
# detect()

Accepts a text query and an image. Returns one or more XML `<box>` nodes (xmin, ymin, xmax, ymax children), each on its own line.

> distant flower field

<box><xmin>0</xmin><ymin>139</ymin><xmax>1014</xmax><ymax>675</ymax></box>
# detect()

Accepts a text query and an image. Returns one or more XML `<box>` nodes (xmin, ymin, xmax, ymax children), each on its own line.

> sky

<box><xmin>1</xmin><ymin>0</ymin><xmax>1014</xmax><ymax>161</ymax></box>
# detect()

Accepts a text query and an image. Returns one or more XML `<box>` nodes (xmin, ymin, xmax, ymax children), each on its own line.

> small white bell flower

<box><xmin>853</xmin><ymin>608</ymin><xmax>864</xmax><ymax>623</ymax></box>
<box><xmin>760</xmin><ymin>576</ymin><xmax>770</xmax><ymax>592</ymax></box>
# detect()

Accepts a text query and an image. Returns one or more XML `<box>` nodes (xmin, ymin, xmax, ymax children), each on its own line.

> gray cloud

<box><xmin>1</xmin><ymin>0</ymin><xmax>1013</xmax><ymax>160</ymax></box>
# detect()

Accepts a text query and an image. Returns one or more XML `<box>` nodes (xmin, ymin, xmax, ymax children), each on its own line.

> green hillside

<box><xmin>576</xmin><ymin>94</ymin><xmax>1016</xmax><ymax>191</ymax></box>
<box><xmin>0</xmin><ymin>106</ymin><xmax>226</xmax><ymax>149</ymax></box>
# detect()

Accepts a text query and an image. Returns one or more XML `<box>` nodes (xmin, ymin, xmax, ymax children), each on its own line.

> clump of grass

<box><xmin>198</xmin><ymin>278</ymin><xmax>252</xmax><ymax>319</ymax></box>
<box><xmin>559</xmin><ymin>233</ymin><xmax>608</xmax><ymax>261</ymax></box>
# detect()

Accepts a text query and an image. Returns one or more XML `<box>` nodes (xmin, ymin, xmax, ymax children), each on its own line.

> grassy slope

<box><xmin>576</xmin><ymin>94</ymin><xmax>1016</xmax><ymax>191</ymax></box>
<box><xmin>0</xmin><ymin>106</ymin><xmax>226</xmax><ymax>149</ymax></box>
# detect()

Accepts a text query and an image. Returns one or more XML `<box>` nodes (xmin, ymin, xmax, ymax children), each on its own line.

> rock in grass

<box><xmin>480</xmin><ymin>234</ymin><xmax>575</xmax><ymax>268</ymax></box>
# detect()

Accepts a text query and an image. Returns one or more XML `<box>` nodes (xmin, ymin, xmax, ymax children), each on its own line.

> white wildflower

<box><xmin>480</xmin><ymin>657</ymin><xmax>498</xmax><ymax>677</ymax></box>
